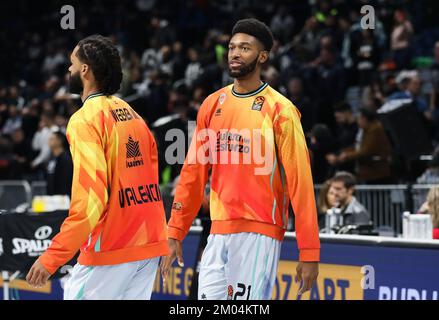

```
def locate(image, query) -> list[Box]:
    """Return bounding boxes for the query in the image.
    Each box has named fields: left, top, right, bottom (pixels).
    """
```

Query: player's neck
left=233, top=75, right=264, bottom=94
left=81, top=84, right=101, bottom=103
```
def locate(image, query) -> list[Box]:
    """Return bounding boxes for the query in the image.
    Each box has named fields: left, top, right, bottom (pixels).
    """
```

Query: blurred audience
left=336, top=108, right=393, bottom=184
left=0, top=0, right=437, bottom=187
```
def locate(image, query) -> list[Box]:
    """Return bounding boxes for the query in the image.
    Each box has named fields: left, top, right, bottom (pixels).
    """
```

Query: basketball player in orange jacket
left=26, top=35, right=169, bottom=299
left=161, top=19, right=320, bottom=300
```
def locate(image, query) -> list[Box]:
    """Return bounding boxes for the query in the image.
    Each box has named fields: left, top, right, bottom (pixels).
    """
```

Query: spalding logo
left=11, top=226, right=53, bottom=256
left=35, top=226, right=53, bottom=240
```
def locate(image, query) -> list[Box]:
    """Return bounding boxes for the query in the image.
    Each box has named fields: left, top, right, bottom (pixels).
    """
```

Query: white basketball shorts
left=63, top=257, right=160, bottom=300
left=198, top=232, right=281, bottom=300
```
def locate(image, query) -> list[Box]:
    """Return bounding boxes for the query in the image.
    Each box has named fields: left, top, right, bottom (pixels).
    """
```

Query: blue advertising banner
left=272, top=235, right=439, bottom=300
left=1, top=231, right=438, bottom=300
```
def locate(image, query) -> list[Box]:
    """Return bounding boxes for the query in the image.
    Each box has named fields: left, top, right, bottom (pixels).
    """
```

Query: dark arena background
left=1, top=0, right=439, bottom=305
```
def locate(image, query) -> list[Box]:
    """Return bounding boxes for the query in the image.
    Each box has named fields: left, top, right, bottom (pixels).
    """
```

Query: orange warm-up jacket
left=168, top=83, right=320, bottom=261
left=39, top=93, right=169, bottom=274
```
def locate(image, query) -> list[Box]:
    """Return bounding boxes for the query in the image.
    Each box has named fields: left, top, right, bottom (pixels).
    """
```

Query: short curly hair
left=76, top=35, right=122, bottom=96
left=231, top=18, right=274, bottom=51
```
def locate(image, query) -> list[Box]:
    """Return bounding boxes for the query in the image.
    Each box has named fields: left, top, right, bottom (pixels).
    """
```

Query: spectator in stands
left=388, top=72, right=430, bottom=117
left=328, top=171, right=371, bottom=225
left=287, top=77, right=315, bottom=135
left=293, top=16, right=321, bottom=59
left=7, top=86, right=25, bottom=109
left=150, top=15, right=176, bottom=47
left=170, top=41, right=187, bottom=82
left=427, top=187, right=439, bottom=239
left=327, top=101, right=358, bottom=173
left=0, top=134, right=13, bottom=179
left=145, top=70, right=170, bottom=123
left=341, top=8, right=387, bottom=70
left=333, top=101, right=358, bottom=149
left=10, top=127, right=32, bottom=178
left=391, top=9, right=414, bottom=70
left=262, top=65, right=281, bottom=91
left=31, top=112, right=59, bottom=174
left=388, top=71, right=439, bottom=138
left=308, top=44, right=346, bottom=127
left=185, top=47, right=203, bottom=88
left=42, top=46, right=67, bottom=75
left=270, top=5, right=295, bottom=45
left=1, top=104, right=22, bottom=136
left=416, top=148, right=439, bottom=184
left=383, top=74, right=399, bottom=97
left=308, top=124, right=336, bottom=183
left=54, top=114, right=68, bottom=134
left=46, top=131, right=73, bottom=197
left=317, top=179, right=338, bottom=230
left=337, top=108, right=393, bottom=184
left=140, top=37, right=161, bottom=76
left=20, top=99, right=41, bottom=141
left=429, top=41, right=439, bottom=139
left=417, top=186, right=439, bottom=239
left=158, top=45, right=174, bottom=77
left=350, top=29, right=380, bottom=86
left=361, top=77, right=386, bottom=111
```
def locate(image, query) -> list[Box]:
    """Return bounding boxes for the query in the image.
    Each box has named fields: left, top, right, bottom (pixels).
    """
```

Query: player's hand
left=26, top=259, right=51, bottom=288
left=296, top=262, right=319, bottom=296
left=160, top=238, right=184, bottom=285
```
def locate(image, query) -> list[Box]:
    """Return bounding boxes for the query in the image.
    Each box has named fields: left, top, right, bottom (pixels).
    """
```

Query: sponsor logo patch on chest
left=251, top=96, right=265, bottom=111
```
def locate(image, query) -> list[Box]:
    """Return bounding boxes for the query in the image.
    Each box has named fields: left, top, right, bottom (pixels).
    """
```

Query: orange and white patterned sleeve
left=38, top=115, right=108, bottom=274
left=167, top=98, right=213, bottom=241
left=274, top=102, right=320, bottom=262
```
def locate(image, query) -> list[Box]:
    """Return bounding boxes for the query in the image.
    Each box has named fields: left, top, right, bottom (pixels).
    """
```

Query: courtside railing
left=0, top=180, right=32, bottom=211
left=313, top=184, right=413, bottom=235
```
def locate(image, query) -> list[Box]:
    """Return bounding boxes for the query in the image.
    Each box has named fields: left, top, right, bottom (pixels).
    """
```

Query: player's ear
left=81, top=64, right=90, bottom=76
left=259, top=51, right=268, bottom=64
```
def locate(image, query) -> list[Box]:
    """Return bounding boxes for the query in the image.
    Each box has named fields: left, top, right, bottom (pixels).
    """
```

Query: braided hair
left=76, top=35, right=122, bottom=96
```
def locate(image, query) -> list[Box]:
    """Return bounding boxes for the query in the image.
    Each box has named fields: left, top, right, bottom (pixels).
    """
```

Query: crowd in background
left=1, top=0, right=439, bottom=189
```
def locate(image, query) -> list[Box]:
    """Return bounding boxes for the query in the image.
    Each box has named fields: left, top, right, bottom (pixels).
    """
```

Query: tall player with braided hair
left=26, top=35, right=169, bottom=299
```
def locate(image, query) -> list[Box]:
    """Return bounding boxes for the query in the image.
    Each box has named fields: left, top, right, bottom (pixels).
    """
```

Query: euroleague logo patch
left=251, top=96, right=265, bottom=111
left=227, top=285, right=234, bottom=300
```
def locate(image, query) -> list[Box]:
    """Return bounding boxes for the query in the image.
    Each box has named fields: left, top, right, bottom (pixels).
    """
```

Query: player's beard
left=228, top=56, right=259, bottom=79
left=68, top=71, right=83, bottom=94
